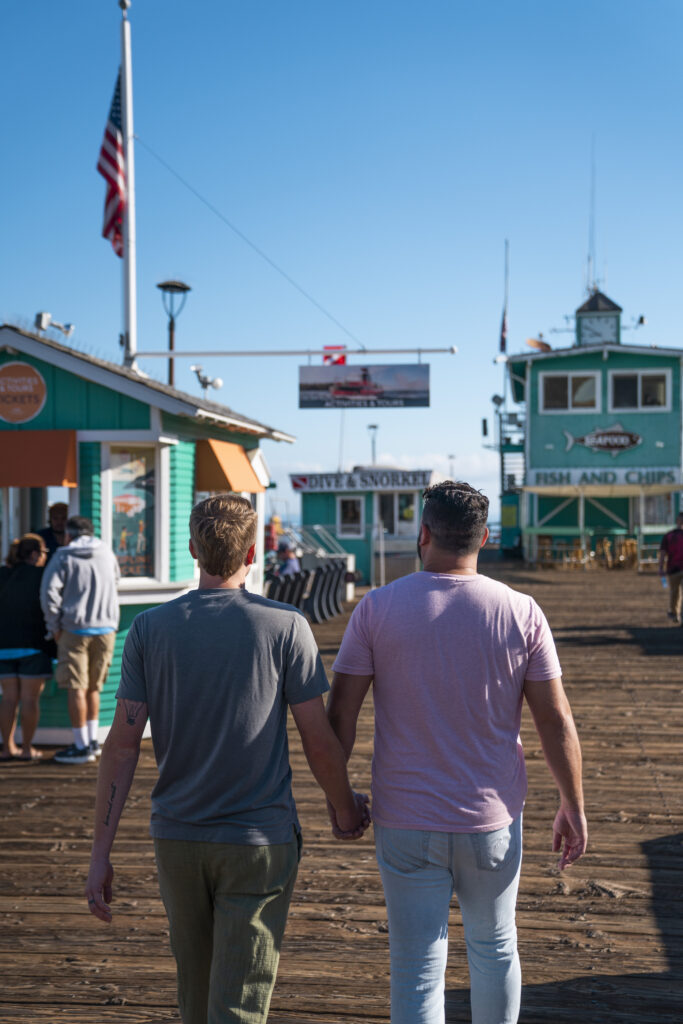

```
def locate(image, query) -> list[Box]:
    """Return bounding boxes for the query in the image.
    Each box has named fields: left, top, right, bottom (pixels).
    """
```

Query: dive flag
left=323, top=345, right=347, bottom=365
left=97, top=73, right=126, bottom=257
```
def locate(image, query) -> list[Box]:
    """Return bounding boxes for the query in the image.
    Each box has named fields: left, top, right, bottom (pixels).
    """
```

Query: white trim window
left=539, top=371, right=601, bottom=413
left=107, top=444, right=161, bottom=580
left=608, top=369, right=671, bottom=412
left=378, top=491, right=419, bottom=537
left=336, top=495, right=364, bottom=538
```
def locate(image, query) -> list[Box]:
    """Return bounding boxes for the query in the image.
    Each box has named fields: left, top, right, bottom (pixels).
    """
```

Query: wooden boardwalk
left=1, top=564, right=681, bottom=1023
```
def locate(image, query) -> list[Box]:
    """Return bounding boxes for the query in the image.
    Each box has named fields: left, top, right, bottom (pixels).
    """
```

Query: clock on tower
left=575, top=290, right=622, bottom=347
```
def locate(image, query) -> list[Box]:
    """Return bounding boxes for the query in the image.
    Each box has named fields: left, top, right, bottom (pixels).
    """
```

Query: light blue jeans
left=375, top=815, right=522, bottom=1024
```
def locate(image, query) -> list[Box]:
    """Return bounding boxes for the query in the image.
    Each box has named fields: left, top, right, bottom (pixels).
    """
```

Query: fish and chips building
left=291, top=467, right=436, bottom=584
left=505, top=291, right=683, bottom=564
left=0, top=323, right=293, bottom=741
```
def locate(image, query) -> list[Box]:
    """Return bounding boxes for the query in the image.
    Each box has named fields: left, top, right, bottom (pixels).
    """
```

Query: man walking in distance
left=40, top=516, right=120, bottom=764
left=328, top=481, right=587, bottom=1024
left=658, top=510, right=683, bottom=623
left=85, top=495, right=368, bottom=1024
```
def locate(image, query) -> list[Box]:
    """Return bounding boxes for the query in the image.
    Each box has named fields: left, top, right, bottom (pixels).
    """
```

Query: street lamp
left=491, top=395, right=505, bottom=499
left=368, top=424, right=378, bottom=465
left=157, top=279, right=191, bottom=387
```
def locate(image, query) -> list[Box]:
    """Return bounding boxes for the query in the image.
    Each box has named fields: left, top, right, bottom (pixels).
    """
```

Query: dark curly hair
left=421, top=481, right=489, bottom=556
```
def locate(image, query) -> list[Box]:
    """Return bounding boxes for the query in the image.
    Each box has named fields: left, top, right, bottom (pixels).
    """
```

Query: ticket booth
left=291, top=467, right=436, bottom=584
left=0, top=324, right=293, bottom=742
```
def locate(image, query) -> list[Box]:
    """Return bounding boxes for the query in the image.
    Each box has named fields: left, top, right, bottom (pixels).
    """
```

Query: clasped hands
left=327, top=791, right=371, bottom=841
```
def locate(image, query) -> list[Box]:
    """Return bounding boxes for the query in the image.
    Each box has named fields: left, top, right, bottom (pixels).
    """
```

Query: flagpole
left=119, top=0, right=137, bottom=367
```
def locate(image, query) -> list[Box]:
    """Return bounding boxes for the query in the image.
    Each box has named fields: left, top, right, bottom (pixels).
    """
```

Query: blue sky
left=3, top=1, right=682, bottom=521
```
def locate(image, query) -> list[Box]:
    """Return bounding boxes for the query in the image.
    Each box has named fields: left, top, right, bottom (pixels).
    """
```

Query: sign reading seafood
left=563, top=423, right=642, bottom=457
left=299, top=364, right=430, bottom=408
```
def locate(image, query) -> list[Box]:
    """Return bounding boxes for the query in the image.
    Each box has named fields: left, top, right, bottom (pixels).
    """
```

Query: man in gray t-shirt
left=85, top=495, right=368, bottom=1024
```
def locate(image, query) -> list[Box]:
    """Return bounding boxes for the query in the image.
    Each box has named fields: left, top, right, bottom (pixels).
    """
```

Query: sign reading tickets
left=299, top=363, right=429, bottom=408
left=0, top=362, right=47, bottom=424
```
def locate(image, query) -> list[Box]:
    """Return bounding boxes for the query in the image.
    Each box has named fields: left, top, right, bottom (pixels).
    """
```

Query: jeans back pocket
left=469, top=823, right=517, bottom=872
left=376, top=826, right=431, bottom=873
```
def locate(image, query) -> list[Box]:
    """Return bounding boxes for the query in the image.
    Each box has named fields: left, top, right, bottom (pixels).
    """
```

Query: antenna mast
left=586, top=135, right=596, bottom=293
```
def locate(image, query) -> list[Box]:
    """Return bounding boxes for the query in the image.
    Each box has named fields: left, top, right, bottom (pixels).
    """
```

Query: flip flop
left=0, top=753, right=18, bottom=762
left=18, top=750, right=43, bottom=762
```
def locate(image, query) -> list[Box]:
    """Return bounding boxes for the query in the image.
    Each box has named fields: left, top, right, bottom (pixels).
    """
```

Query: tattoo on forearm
left=122, top=699, right=144, bottom=726
left=103, top=783, right=117, bottom=826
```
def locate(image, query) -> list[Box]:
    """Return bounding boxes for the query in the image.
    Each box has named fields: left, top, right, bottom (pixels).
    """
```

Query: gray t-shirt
left=117, top=587, right=329, bottom=845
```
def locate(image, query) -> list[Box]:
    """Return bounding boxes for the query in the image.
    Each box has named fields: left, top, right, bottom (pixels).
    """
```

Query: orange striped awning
left=0, top=430, right=77, bottom=487
left=195, top=439, right=265, bottom=494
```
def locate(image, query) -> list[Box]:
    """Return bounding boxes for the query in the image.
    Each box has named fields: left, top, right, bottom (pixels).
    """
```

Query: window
left=397, top=493, right=417, bottom=536
left=110, top=447, right=156, bottom=577
left=337, top=496, right=364, bottom=538
left=609, top=370, right=669, bottom=412
left=378, top=493, right=395, bottom=535
left=377, top=492, right=419, bottom=537
left=540, top=372, right=599, bottom=413
left=633, top=494, right=673, bottom=526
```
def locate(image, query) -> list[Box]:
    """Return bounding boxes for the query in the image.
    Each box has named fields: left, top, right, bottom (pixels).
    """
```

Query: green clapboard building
left=0, top=324, right=293, bottom=743
left=291, top=466, right=436, bottom=585
left=505, top=290, right=683, bottom=564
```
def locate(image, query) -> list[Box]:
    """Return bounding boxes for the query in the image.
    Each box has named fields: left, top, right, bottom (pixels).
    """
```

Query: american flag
left=323, top=345, right=347, bottom=365
left=97, top=73, right=126, bottom=258
left=499, top=309, right=508, bottom=354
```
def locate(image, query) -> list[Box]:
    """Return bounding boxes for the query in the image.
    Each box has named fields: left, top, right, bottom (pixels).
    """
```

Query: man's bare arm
left=84, top=698, right=148, bottom=921
left=290, top=695, right=368, bottom=838
left=327, top=671, right=374, bottom=760
left=523, top=676, right=587, bottom=870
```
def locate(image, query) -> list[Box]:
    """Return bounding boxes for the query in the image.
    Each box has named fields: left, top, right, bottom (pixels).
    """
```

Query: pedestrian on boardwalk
left=328, top=480, right=587, bottom=1024
left=658, top=511, right=683, bottom=624
left=37, top=501, right=69, bottom=561
left=40, top=516, right=120, bottom=764
left=0, top=534, right=52, bottom=760
left=85, top=494, right=369, bottom=1024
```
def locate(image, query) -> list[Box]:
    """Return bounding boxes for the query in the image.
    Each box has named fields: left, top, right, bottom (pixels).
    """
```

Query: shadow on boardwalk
left=0, top=564, right=681, bottom=1022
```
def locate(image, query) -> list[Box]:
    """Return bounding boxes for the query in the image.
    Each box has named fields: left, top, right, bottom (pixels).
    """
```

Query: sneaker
left=53, top=744, right=95, bottom=765
left=90, top=740, right=102, bottom=758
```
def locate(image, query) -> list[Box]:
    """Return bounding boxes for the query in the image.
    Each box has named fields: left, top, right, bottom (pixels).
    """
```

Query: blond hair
left=189, top=494, right=258, bottom=579
left=6, top=533, right=43, bottom=567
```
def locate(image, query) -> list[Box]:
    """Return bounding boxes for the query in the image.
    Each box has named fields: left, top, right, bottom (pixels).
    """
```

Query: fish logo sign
left=563, top=423, right=643, bottom=457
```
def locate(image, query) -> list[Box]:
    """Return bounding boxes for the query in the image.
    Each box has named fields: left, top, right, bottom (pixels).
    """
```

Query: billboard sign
left=299, top=363, right=429, bottom=409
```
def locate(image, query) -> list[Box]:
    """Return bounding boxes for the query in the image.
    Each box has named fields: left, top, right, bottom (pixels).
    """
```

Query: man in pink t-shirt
left=329, top=481, right=587, bottom=1024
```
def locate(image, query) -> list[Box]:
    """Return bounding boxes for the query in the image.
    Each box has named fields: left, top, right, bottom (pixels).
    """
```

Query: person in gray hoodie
left=40, top=516, right=119, bottom=764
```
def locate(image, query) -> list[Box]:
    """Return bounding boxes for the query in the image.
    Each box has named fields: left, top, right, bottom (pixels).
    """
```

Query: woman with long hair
left=0, top=533, right=52, bottom=760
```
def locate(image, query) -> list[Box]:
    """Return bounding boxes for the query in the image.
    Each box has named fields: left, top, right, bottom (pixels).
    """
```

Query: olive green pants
left=154, top=834, right=300, bottom=1024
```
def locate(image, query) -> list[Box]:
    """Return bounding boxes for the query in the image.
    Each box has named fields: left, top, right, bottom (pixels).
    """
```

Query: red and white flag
left=323, top=345, right=347, bottom=365
left=97, top=72, right=126, bottom=258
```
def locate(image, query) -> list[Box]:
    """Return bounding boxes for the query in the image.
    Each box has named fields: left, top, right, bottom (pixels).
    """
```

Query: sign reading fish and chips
left=299, top=363, right=430, bottom=409
left=0, top=362, right=47, bottom=424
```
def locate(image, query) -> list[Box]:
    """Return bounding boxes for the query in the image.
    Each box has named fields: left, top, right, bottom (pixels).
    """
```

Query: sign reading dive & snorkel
left=291, top=469, right=434, bottom=493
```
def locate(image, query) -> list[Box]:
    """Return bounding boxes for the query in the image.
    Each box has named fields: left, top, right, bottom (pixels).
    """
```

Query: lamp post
left=491, top=394, right=505, bottom=499
left=368, top=424, right=378, bottom=465
left=157, top=279, right=191, bottom=387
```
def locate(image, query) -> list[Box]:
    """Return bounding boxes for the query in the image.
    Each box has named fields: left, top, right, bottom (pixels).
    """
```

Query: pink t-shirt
left=332, top=572, right=561, bottom=833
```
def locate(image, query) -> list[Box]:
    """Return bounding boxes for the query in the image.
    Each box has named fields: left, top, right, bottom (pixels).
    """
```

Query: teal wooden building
left=291, top=466, right=435, bottom=584
left=505, top=291, right=683, bottom=563
left=0, top=324, right=293, bottom=743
